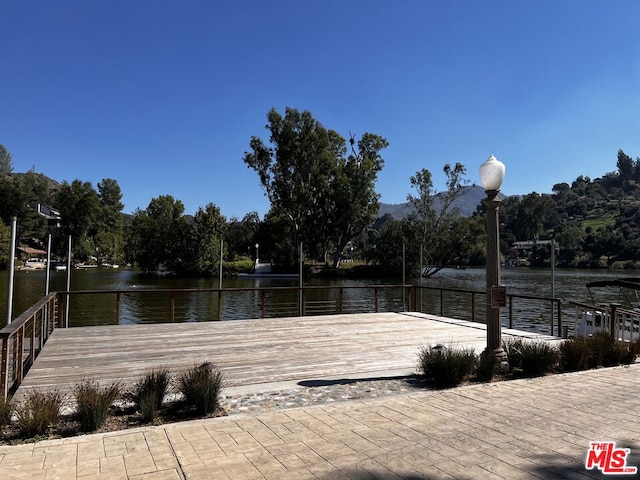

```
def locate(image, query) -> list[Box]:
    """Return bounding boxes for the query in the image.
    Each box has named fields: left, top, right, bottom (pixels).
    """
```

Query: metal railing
left=570, top=301, right=640, bottom=342
left=0, top=293, right=60, bottom=400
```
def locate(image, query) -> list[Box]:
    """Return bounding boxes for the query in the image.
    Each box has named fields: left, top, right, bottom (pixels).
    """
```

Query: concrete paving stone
left=188, top=439, right=224, bottom=459
left=218, top=455, right=265, bottom=480
left=274, top=451, right=309, bottom=470
left=99, top=455, right=127, bottom=473
left=103, top=443, right=128, bottom=458
left=129, top=470, right=182, bottom=480
left=0, top=465, right=47, bottom=479
left=43, top=465, right=77, bottom=479
left=149, top=454, right=179, bottom=471
left=77, top=441, right=106, bottom=460
left=44, top=452, right=78, bottom=468
left=123, top=453, right=157, bottom=476
left=77, top=458, right=101, bottom=478
left=0, top=451, right=46, bottom=467
left=180, top=460, right=218, bottom=479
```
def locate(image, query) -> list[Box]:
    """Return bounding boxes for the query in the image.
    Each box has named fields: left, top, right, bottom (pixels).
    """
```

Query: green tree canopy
left=0, top=145, right=13, bottom=176
left=243, top=107, right=387, bottom=266
left=126, top=195, right=190, bottom=274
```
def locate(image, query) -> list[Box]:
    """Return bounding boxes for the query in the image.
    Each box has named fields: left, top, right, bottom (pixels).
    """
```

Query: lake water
left=1, top=266, right=637, bottom=332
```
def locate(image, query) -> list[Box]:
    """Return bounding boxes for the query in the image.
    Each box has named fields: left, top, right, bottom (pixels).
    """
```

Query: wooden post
left=509, top=296, right=514, bottom=329
left=261, top=290, right=266, bottom=318
left=170, top=293, right=175, bottom=323
left=556, top=299, right=562, bottom=337
left=339, top=288, right=343, bottom=313
left=375, top=288, right=379, bottom=313
left=610, top=303, right=619, bottom=339
left=116, top=292, right=121, bottom=325
left=471, top=292, right=476, bottom=322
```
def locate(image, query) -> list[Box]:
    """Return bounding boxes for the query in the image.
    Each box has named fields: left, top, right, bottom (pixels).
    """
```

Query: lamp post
left=479, top=155, right=507, bottom=361
left=255, top=243, right=259, bottom=266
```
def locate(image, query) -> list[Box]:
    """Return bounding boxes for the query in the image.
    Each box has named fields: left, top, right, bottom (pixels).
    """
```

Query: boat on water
left=577, top=278, right=640, bottom=341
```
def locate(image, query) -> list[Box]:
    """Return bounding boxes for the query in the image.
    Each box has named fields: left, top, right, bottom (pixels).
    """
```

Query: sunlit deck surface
left=16, top=312, right=561, bottom=398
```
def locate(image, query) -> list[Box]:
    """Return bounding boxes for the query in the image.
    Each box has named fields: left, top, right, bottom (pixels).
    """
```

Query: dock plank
left=15, top=312, right=560, bottom=397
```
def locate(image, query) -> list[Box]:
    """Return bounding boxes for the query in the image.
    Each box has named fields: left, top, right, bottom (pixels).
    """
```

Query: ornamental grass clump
left=14, top=388, right=65, bottom=438
left=74, top=379, right=121, bottom=431
left=505, top=338, right=559, bottom=377
left=559, top=336, right=591, bottom=372
left=133, top=368, right=171, bottom=422
left=417, top=345, right=476, bottom=388
left=586, top=332, right=634, bottom=367
left=177, top=363, right=224, bottom=416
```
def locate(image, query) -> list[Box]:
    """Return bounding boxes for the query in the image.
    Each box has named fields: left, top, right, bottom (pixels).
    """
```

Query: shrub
left=74, top=379, right=121, bottom=431
left=177, top=363, right=224, bottom=416
left=559, top=337, right=590, bottom=372
left=505, top=339, right=559, bottom=377
left=475, top=350, right=497, bottom=382
left=586, top=332, right=634, bottom=367
left=14, top=388, right=65, bottom=438
left=417, top=345, right=476, bottom=388
left=132, top=368, right=171, bottom=422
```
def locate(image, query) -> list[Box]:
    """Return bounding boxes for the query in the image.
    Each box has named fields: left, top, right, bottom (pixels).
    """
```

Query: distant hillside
left=378, top=185, right=500, bottom=219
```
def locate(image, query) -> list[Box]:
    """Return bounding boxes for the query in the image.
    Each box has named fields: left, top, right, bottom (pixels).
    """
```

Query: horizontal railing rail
left=570, top=301, right=640, bottom=342
left=0, top=293, right=59, bottom=400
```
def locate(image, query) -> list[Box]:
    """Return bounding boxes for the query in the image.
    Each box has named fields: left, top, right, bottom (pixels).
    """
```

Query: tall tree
left=54, top=180, right=101, bottom=260
left=126, top=195, right=190, bottom=273
left=407, top=163, right=470, bottom=277
left=0, top=145, right=13, bottom=176
left=329, top=133, right=387, bottom=267
left=190, top=202, right=226, bottom=275
left=243, top=107, right=386, bottom=266
left=96, top=179, right=124, bottom=264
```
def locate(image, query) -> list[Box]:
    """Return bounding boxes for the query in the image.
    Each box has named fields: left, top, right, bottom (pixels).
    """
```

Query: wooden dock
left=15, top=312, right=561, bottom=398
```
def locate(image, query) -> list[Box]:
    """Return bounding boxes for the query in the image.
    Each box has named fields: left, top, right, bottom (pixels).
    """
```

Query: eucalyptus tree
left=243, top=107, right=387, bottom=266
left=407, top=163, right=470, bottom=277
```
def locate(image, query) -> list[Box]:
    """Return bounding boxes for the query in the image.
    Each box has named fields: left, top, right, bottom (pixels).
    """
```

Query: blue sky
left=2, top=1, right=640, bottom=219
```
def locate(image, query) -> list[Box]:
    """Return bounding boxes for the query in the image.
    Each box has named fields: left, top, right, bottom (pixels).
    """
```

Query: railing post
left=115, top=292, right=121, bottom=325
left=509, top=296, right=514, bottom=329
left=29, top=316, right=36, bottom=370
left=556, top=299, right=563, bottom=337
left=375, top=287, right=379, bottom=313
left=261, top=290, right=266, bottom=318
left=471, top=292, right=476, bottom=322
left=439, top=289, right=444, bottom=317
left=339, top=287, right=343, bottom=314
left=610, top=303, right=619, bottom=339
left=217, top=290, right=223, bottom=320
left=301, top=289, right=306, bottom=316
left=16, top=326, right=24, bottom=386
left=170, top=293, right=175, bottom=323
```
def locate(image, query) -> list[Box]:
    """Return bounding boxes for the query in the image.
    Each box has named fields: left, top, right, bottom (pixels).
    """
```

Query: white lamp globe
left=479, top=155, right=505, bottom=191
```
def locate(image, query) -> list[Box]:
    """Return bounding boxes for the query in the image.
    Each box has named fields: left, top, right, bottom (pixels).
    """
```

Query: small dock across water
left=15, top=312, right=561, bottom=399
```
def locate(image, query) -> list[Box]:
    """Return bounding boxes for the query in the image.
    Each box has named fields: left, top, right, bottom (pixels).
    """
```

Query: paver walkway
left=0, top=364, right=638, bottom=479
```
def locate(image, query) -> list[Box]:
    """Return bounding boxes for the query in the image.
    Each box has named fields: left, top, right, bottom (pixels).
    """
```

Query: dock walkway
left=15, top=312, right=559, bottom=396
left=2, top=312, right=636, bottom=479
